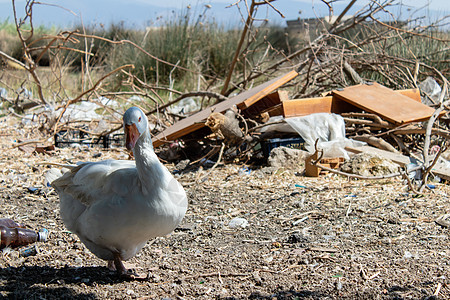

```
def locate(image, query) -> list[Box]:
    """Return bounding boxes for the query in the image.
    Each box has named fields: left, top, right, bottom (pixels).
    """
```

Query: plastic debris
left=285, top=113, right=365, bottom=159
left=19, top=245, right=38, bottom=257
left=0, top=88, right=7, bottom=99
left=238, top=166, right=251, bottom=175
left=294, top=184, right=307, bottom=188
left=419, top=77, right=442, bottom=105
left=228, top=217, right=249, bottom=228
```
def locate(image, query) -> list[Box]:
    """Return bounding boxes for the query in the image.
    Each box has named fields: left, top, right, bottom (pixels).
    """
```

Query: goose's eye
left=138, top=117, right=141, bottom=122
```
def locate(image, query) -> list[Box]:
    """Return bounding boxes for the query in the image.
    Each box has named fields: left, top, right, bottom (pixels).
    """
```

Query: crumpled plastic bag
left=285, top=113, right=365, bottom=159
left=419, top=77, right=442, bottom=106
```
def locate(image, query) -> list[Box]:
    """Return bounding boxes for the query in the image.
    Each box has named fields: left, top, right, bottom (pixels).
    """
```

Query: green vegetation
left=0, top=10, right=296, bottom=92
left=0, top=9, right=448, bottom=102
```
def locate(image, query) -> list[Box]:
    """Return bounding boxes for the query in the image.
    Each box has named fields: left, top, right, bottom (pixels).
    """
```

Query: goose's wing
left=51, top=159, right=138, bottom=206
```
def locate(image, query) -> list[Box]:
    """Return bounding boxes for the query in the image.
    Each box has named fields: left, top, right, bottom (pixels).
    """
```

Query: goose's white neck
left=132, top=129, right=165, bottom=190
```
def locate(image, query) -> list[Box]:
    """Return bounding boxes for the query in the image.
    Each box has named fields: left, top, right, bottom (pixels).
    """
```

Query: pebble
left=403, top=251, right=413, bottom=259
left=228, top=217, right=249, bottom=228
left=74, top=257, right=83, bottom=264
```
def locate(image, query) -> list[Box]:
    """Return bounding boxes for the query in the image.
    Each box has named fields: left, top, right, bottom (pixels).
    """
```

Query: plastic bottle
left=0, top=226, right=48, bottom=248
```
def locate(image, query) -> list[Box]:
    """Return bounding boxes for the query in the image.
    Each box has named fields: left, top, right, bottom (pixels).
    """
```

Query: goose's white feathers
left=49, top=107, right=188, bottom=268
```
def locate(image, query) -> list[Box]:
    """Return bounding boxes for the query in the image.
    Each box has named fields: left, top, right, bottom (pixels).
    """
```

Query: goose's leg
left=107, top=260, right=116, bottom=271
left=112, top=252, right=128, bottom=276
left=111, top=252, right=147, bottom=279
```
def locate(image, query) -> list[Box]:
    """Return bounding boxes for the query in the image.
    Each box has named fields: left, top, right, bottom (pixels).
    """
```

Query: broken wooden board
left=305, top=152, right=344, bottom=177
left=345, top=145, right=450, bottom=181
left=282, top=88, right=421, bottom=118
left=283, top=96, right=333, bottom=118
left=332, top=83, right=438, bottom=124
left=397, top=88, right=421, bottom=102
left=242, top=90, right=289, bottom=119
left=152, top=70, right=298, bottom=147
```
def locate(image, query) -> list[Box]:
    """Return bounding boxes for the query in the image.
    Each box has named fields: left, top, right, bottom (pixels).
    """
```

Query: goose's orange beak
left=124, top=123, right=139, bottom=151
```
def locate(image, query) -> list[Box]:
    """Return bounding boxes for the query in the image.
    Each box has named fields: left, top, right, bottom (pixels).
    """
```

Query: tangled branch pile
left=0, top=0, right=449, bottom=190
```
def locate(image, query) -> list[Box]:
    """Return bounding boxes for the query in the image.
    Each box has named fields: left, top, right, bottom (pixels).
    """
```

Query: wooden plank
left=282, top=96, right=333, bottom=118
left=397, top=88, right=421, bottom=102
left=332, top=83, right=436, bottom=124
left=239, top=72, right=298, bottom=109
left=152, top=70, right=298, bottom=147
left=281, top=87, right=420, bottom=119
left=242, top=90, right=289, bottom=119
left=266, top=103, right=283, bottom=116
left=345, top=145, right=450, bottom=181
left=305, top=151, right=344, bottom=177
left=282, top=96, right=360, bottom=118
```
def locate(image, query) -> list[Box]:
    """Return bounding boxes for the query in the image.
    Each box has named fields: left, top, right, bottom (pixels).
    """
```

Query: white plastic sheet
left=285, top=113, right=365, bottom=159
left=419, top=77, right=442, bottom=106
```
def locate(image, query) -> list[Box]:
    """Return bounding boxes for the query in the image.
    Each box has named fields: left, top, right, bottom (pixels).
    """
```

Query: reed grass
left=0, top=10, right=448, bottom=100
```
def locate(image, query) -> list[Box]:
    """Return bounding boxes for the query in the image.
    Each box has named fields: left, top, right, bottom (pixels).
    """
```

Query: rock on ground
left=341, top=152, right=399, bottom=176
left=267, top=146, right=309, bottom=168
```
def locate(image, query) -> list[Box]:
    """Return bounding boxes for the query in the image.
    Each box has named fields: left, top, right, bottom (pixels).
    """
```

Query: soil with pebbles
left=0, top=116, right=448, bottom=299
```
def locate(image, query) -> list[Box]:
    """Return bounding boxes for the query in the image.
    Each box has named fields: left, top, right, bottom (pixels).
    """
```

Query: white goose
left=48, top=106, right=188, bottom=277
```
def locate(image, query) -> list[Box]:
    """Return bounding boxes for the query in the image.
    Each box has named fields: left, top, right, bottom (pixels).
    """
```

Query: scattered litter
left=306, top=154, right=344, bottom=177
left=19, top=245, right=38, bottom=257
left=27, top=187, right=40, bottom=194
left=170, top=97, right=201, bottom=115
left=238, top=166, right=251, bottom=175
left=199, top=159, right=216, bottom=168
left=0, top=88, right=7, bottom=99
left=0, top=226, right=48, bottom=249
left=261, top=137, right=305, bottom=158
left=435, top=214, right=450, bottom=228
left=228, top=217, right=249, bottom=228
left=419, top=77, right=442, bottom=105
left=294, top=184, right=307, bottom=188
left=285, top=113, right=364, bottom=159
left=55, top=130, right=123, bottom=149
left=403, top=251, right=414, bottom=259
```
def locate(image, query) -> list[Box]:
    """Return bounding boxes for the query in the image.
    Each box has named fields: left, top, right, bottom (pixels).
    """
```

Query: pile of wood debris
left=150, top=70, right=449, bottom=189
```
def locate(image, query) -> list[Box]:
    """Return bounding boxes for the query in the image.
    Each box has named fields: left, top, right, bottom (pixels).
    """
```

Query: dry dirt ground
left=0, top=116, right=449, bottom=300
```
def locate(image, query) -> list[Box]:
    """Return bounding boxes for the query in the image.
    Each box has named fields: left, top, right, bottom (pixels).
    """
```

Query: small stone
left=264, top=256, right=273, bottom=263
left=341, top=153, right=398, bottom=177
left=253, top=272, right=262, bottom=286
left=228, top=217, right=249, bottom=228
left=287, top=233, right=309, bottom=244
left=267, top=146, right=308, bottom=168
left=403, top=251, right=413, bottom=259
left=74, top=257, right=83, bottom=265
left=149, top=273, right=161, bottom=282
